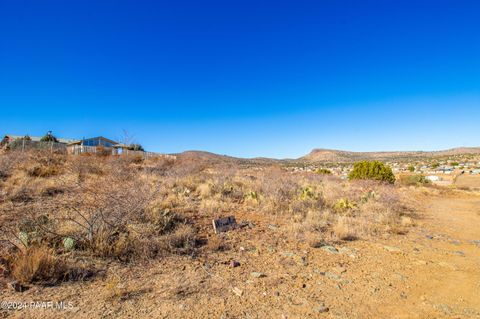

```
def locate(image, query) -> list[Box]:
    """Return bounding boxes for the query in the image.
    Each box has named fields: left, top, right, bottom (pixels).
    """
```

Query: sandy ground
left=1, top=191, right=480, bottom=319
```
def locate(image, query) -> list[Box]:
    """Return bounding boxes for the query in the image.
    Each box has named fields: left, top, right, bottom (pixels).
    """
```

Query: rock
left=250, top=272, right=266, bottom=278
left=453, top=251, right=465, bottom=257
left=281, top=251, right=296, bottom=257
left=392, top=273, right=407, bottom=281
left=324, top=272, right=341, bottom=281
left=267, top=246, right=276, bottom=253
left=268, top=224, right=279, bottom=231
left=300, top=256, right=308, bottom=266
left=338, top=247, right=357, bottom=258
left=470, top=239, right=480, bottom=246
left=281, top=251, right=307, bottom=266
left=434, top=303, right=453, bottom=315
left=9, top=281, right=28, bottom=292
left=333, top=266, right=346, bottom=274
left=230, top=260, right=240, bottom=267
left=383, top=245, right=402, bottom=253
left=232, top=287, right=243, bottom=297
left=413, top=260, right=427, bottom=266
left=321, top=245, right=339, bottom=254
left=314, top=304, right=329, bottom=313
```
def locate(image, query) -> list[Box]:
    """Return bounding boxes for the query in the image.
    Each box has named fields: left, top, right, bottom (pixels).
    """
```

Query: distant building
left=1, top=134, right=77, bottom=146
left=68, top=136, right=118, bottom=148
left=67, top=137, right=128, bottom=155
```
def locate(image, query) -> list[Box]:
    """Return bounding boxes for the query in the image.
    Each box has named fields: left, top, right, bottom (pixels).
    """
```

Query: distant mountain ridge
left=301, top=147, right=480, bottom=162
left=174, top=147, right=480, bottom=165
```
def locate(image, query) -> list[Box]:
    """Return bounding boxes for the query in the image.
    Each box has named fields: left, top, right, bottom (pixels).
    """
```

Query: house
left=68, top=136, right=119, bottom=148
left=2, top=133, right=161, bottom=158
left=67, top=137, right=125, bottom=155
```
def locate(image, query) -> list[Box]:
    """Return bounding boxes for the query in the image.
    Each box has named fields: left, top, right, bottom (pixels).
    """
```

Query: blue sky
left=1, top=0, right=479, bottom=158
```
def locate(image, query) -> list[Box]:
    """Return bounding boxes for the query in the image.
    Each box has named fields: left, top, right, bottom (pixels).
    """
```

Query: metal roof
left=82, top=136, right=119, bottom=145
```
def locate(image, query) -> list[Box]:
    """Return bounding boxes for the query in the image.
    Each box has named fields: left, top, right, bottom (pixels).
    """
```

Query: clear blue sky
left=1, top=1, right=479, bottom=158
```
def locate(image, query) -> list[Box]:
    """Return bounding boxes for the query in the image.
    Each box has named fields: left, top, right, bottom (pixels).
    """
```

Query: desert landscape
left=1, top=146, right=479, bottom=318
left=2, top=1, right=480, bottom=318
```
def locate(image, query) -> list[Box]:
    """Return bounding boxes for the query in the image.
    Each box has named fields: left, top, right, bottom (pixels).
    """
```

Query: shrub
left=95, top=146, right=112, bottom=157
left=408, top=165, right=415, bottom=172
left=299, top=186, right=317, bottom=200
left=348, top=161, right=396, bottom=184
left=26, top=164, right=61, bottom=177
left=333, top=198, right=356, bottom=214
left=163, top=224, right=196, bottom=254
left=316, top=168, right=332, bottom=175
left=127, top=144, right=144, bottom=151
left=0, top=153, right=18, bottom=180
left=398, top=174, right=431, bottom=186
left=9, top=246, right=68, bottom=284
left=333, top=216, right=358, bottom=241
left=40, top=132, right=59, bottom=143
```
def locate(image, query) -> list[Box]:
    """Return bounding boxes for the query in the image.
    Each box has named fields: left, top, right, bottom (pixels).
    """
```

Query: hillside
left=302, top=147, right=480, bottom=163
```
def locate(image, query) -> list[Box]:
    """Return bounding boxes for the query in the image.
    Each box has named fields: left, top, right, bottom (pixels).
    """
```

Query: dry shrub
left=9, top=246, right=68, bottom=284
left=205, top=235, right=228, bottom=252
left=333, top=216, right=359, bottom=241
left=23, top=152, right=66, bottom=178
left=196, top=182, right=214, bottom=198
left=146, top=206, right=183, bottom=235
left=0, top=150, right=415, bottom=285
left=53, top=163, right=158, bottom=257
left=0, top=152, right=21, bottom=180
left=26, top=164, right=61, bottom=178
left=162, top=224, right=197, bottom=254
left=68, top=155, right=105, bottom=179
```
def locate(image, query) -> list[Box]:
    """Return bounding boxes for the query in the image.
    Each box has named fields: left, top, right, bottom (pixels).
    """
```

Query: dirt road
left=2, top=191, right=480, bottom=318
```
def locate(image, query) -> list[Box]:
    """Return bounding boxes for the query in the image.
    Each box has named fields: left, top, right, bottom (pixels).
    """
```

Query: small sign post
left=212, top=216, right=237, bottom=234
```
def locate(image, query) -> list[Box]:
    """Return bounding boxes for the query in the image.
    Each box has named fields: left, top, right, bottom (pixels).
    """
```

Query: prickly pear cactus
left=63, top=237, right=75, bottom=251
left=19, top=231, right=29, bottom=247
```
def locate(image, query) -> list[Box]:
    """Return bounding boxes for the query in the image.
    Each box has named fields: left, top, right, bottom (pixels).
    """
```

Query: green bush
left=40, top=132, right=59, bottom=142
left=408, top=165, right=415, bottom=172
left=315, top=168, right=332, bottom=175
left=333, top=198, right=356, bottom=214
left=299, top=186, right=317, bottom=200
left=127, top=144, right=144, bottom=151
left=348, top=161, right=396, bottom=184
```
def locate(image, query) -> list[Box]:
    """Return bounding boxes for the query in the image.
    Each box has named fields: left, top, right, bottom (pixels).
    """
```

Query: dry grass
left=8, top=246, right=68, bottom=284
left=0, top=150, right=415, bottom=287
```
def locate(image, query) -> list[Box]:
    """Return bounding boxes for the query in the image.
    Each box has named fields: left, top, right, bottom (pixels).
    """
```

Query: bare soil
left=1, top=191, right=480, bottom=318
